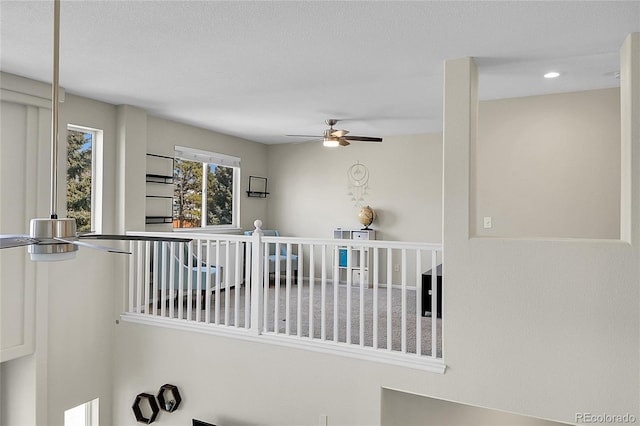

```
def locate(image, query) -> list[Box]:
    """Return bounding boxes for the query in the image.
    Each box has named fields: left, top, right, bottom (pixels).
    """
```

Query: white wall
left=0, top=76, right=121, bottom=425
left=474, top=88, right=621, bottom=239
left=266, top=133, right=443, bottom=243
left=441, top=35, right=638, bottom=423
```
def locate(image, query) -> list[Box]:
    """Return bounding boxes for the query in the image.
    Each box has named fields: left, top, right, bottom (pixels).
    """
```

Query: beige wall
left=266, top=132, right=443, bottom=243
left=474, top=88, right=621, bottom=239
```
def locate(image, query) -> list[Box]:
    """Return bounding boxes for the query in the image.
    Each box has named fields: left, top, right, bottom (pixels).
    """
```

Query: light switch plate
left=483, top=216, right=492, bottom=229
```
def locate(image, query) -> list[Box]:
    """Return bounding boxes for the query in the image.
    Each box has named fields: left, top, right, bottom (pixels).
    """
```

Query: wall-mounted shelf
left=145, top=216, right=173, bottom=224
left=146, top=173, right=174, bottom=184
left=132, top=393, right=159, bottom=424
left=246, top=175, right=269, bottom=198
left=157, top=384, right=182, bottom=412
left=146, top=153, right=174, bottom=226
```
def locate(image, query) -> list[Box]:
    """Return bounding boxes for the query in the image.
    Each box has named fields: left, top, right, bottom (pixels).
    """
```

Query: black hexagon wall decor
left=132, top=393, right=160, bottom=424
left=157, top=383, right=182, bottom=412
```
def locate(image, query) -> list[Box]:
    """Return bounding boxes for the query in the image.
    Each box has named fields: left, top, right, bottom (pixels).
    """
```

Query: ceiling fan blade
left=78, top=234, right=193, bottom=243
left=339, top=138, right=351, bottom=147
left=54, top=237, right=131, bottom=254
left=330, top=129, right=349, bottom=137
left=0, top=235, right=39, bottom=249
left=344, top=136, right=383, bottom=142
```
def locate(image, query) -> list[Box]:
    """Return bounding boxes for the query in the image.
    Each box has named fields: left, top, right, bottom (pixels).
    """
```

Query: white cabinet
left=333, top=228, right=375, bottom=286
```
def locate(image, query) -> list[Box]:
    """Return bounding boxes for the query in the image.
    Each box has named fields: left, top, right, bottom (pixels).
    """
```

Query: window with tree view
left=172, top=148, right=240, bottom=229
left=67, top=126, right=98, bottom=233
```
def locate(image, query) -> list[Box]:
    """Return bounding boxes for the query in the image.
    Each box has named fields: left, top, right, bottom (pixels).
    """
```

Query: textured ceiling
left=1, top=1, right=639, bottom=144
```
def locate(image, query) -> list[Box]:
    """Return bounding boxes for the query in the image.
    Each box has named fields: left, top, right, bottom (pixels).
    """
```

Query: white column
left=620, top=33, right=640, bottom=245
left=115, top=105, right=147, bottom=233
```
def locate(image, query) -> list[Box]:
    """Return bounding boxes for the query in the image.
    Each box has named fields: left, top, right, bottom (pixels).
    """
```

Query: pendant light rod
left=50, top=0, right=60, bottom=219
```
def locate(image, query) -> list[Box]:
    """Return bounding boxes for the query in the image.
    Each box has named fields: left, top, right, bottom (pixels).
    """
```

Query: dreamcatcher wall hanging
left=347, top=161, right=370, bottom=206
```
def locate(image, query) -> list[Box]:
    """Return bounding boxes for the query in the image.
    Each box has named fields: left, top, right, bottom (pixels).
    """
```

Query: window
left=66, top=125, right=102, bottom=233
left=173, top=146, right=240, bottom=229
left=64, top=398, right=99, bottom=426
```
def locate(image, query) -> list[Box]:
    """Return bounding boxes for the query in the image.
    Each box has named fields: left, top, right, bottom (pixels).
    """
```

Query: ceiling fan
left=0, top=0, right=191, bottom=262
left=288, top=119, right=383, bottom=147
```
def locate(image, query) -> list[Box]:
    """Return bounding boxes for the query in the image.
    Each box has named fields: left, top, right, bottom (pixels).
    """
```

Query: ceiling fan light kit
left=323, top=138, right=340, bottom=147
left=323, top=129, right=340, bottom=147
left=289, top=119, right=383, bottom=148
left=28, top=218, right=79, bottom=262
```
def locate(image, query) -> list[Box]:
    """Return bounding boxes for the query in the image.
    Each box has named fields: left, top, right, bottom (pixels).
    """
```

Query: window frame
left=173, top=145, right=241, bottom=232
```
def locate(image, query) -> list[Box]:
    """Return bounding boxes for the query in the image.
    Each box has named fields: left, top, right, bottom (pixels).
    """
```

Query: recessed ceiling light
left=544, top=71, right=560, bottom=79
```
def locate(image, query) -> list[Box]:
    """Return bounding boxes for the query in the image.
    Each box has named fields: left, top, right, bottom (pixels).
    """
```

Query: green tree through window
left=173, top=158, right=203, bottom=228
left=66, top=129, right=92, bottom=232
left=173, top=157, right=235, bottom=228
left=207, top=164, right=233, bottom=225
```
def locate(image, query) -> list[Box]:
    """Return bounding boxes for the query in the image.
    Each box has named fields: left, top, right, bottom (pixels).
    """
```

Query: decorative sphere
left=358, top=206, right=375, bottom=229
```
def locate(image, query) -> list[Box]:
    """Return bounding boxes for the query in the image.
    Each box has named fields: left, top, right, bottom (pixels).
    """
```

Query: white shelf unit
left=333, top=228, right=375, bottom=286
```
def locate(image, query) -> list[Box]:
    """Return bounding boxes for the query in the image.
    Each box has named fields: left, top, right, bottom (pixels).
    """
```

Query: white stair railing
left=123, top=220, right=444, bottom=372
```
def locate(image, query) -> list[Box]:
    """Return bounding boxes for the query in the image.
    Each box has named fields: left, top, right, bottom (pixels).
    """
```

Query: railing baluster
left=321, top=245, right=327, bottom=341
left=263, top=242, right=269, bottom=332
left=309, top=244, right=315, bottom=339
left=161, top=242, right=168, bottom=318
left=333, top=245, right=339, bottom=343
left=152, top=241, right=159, bottom=316
left=401, top=248, right=407, bottom=353
left=196, top=239, right=202, bottom=322
left=415, top=249, right=422, bottom=356
left=224, top=240, right=230, bottom=325
left=129, top=241, right=140, bottom=313
left=187, top=241, right=193, bottom=321
left=296, top=243, right=303, bottom=337
left=431, top=249, right=438, bottom=358
left=373, top=247, right=379, bottom=349
left=244, top=241, right=251, bottom=328
left=128, top=241, right=135, bottom=313
left=143, top=241, right=151, bottom=315
left=177, top=242, right=184, bottom=320
left=285, top=242, right=291, bottom=335
left=274, top=241, right=281, bottom=334
left=387, top=247, right=393, bottom=351
left=168, top=242, right=176, bottom=319
left=210, top=240, right=217, bottom=324
left=234, top=241, right=241, bottom=327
